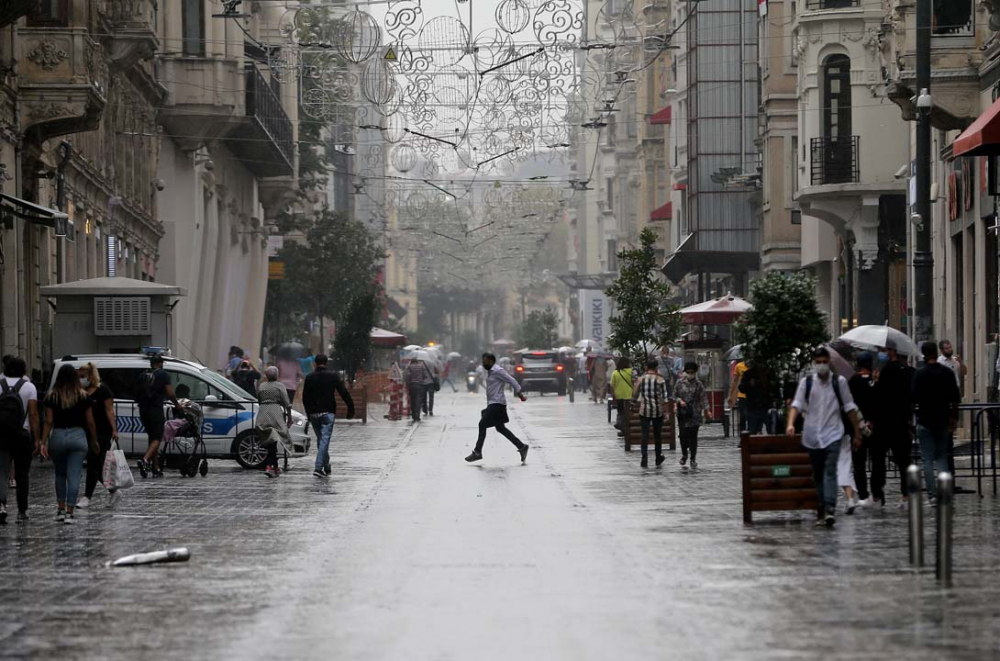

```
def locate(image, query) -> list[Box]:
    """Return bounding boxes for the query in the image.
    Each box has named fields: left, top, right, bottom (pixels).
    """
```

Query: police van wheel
left=234, top=431, right=267, bottom=470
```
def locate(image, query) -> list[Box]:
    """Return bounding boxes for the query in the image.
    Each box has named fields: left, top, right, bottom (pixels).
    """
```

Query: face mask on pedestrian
left=80, top=377, right=90, bottom=388
left=684, top=371, right=696, bottom=380
left=813, top=363, right=831, bottom=377
left=877, top=351, right=889, bottom=366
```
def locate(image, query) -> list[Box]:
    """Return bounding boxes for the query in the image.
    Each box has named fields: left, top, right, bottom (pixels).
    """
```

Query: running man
left=465, top=353, right=529, bottom=464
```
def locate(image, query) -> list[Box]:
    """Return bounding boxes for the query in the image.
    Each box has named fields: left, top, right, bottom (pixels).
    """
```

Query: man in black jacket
left=302, top=355, right=354, bottom=479
left=874, top=342, right=915, bottom=507
left=848, top=352, right=878, bottom=505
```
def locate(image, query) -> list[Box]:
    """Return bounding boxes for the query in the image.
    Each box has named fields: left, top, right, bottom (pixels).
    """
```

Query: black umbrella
left=276, top=342, right=307, bottom=360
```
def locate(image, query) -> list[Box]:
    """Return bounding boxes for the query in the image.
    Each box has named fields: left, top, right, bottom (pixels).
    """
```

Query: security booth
left=39, top=276, right=187, bottom=358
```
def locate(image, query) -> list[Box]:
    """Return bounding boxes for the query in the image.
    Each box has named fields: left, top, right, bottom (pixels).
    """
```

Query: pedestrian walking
left=610, top=357, right=634, bottom=437
left=224, top=346, right=244, bottom=379
left=465, top=353, right=529, bottom=464
left=423, top=359, right=438, bottom=416
left=738, top=363, right=773, bottom=434
left=729, top=360, right=749, bottom=432
left=298, top=349, right=316, bottom=378
left=631, top=359, right=668, bottom=468
left=590, top=354, right=608, bottom=404
left=441, top=359, right=458, bottom=393
left=232, top=359, right=261, bottom=398
left=76, top=363, right=120, bottom=509
left=786, top=348, right=862, bottom=527
left=136, top=354, right=182, bottom=479
left=277, top=356, right=302, bottom=405
left=257, top=367, right=294, bottom=479
left=847, top=352, right=878, bottom=506
left=405, top=357, right=430, bottom=422
left=302, top=355, right=354, bottom=478
left=675, top=361, right=709, bottom=470
left=911, top=342, right=961, bottom=502
left=937, top=339, right=966, bottom=477
left=39, top=365, right=100, bottom=524
left=0, top=356, right=39, bottom=523
left=874, top=342, right=915, bottom=508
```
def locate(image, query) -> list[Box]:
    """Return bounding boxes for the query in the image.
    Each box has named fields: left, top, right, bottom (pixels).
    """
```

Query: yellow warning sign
left=385, top=46, right=397, bottom=61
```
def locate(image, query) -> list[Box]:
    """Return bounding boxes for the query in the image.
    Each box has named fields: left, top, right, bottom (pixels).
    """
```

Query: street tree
left=517, top=308, right=559, bottom=349
left=735, top=271, right=830, bottom=381
left=278, top=206, right=385, bottom=350
left=332, top=286, right=382, bottom=381
left=605, top=228, right=682, bottom=364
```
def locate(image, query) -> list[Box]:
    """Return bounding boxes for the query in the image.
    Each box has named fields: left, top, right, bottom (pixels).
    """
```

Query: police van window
left=167, top=371, right=229, bottom=401
left=97, top=368, right=145, bottom=401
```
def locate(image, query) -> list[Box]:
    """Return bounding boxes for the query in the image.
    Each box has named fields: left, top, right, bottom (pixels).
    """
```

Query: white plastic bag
left=111, top=441, right=135, bottom=490
left=102, top=445, right=117, bottom=489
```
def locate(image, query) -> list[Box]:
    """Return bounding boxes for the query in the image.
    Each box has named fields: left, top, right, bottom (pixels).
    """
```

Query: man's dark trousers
left=475, top=404, right=524, bottom=453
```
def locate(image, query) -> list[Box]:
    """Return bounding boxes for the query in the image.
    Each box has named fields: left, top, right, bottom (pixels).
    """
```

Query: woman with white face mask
left=76, top=363, right=120, bottom=509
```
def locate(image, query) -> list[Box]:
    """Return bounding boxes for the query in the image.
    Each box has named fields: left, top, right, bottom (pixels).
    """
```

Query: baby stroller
left=160, top=399, right=208, bottom=477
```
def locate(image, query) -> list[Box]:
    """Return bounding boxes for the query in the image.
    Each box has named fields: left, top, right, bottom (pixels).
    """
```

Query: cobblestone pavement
left=2, top=392, right=1000, bottom=660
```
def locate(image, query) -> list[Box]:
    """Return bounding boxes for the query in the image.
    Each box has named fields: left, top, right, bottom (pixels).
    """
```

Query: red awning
left=954, top=97, right=1000, bottom=157
left=650, top=201, right=672, bottom=221
left=649, top=106, right=672, bottom=125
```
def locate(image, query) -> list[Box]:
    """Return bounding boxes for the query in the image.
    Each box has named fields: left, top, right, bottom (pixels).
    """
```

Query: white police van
left=49, top=354, right=311, bottom=469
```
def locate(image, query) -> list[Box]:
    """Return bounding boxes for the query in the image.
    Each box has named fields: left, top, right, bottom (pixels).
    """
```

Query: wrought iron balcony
left=805, top=0, right=859, bottom=9
left=810, top=136, right=860, bottom=186
left=231, top=63, right=295, bottom=177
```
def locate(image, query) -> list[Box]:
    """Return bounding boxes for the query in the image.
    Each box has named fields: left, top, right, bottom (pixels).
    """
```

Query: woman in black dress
left=76, top=363, right=121, bottom=508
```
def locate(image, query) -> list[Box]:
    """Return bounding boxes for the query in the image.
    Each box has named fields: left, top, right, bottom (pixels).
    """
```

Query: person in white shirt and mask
left=786, top=347, right=862, bottom=527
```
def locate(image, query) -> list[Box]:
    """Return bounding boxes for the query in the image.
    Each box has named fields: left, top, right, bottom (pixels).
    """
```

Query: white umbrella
left=402, top=345, right=422, bottom=352
left=838, top=325, right=918, bottom=356
left=414, top=350, right=432, bottom=363
left=576, top=339, right=603, bottom=351
left=447, top=351, right=462, bottom=359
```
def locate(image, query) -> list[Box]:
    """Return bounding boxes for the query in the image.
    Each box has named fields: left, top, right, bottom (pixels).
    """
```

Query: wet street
left=3, top=392, right=1000, bottom=660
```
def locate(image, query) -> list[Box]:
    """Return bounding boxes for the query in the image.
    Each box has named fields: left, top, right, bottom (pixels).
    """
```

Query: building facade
left=0, top=1, right=297, bottom=374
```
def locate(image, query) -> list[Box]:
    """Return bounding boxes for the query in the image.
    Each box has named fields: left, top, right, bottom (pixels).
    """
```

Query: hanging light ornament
left=362, top=58, right=397, bottom=107
left=391, top=143, right=418, bottom=173
left=418, top=16, right=469, bottom=66
left=496, top=0, right=531, bottom=34
left=336, top=10, right=382, bottom=64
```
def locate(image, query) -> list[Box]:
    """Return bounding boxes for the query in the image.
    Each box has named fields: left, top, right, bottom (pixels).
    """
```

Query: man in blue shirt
left=465, top=353, right=529, bottom=464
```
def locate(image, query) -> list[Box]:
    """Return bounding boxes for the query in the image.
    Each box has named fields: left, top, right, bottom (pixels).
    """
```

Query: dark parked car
left=513, top=350, right=567, bottom=396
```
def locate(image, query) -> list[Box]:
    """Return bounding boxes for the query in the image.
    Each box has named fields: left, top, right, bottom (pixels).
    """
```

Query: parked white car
left=48, top=355, right=311, bottom=469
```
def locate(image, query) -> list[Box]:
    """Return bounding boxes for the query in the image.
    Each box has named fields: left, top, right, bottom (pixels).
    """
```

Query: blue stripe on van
left=116, top=411, right=255, bottom=437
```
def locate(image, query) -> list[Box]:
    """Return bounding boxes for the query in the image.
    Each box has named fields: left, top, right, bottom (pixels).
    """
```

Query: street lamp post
left=913, top=0, right=933, bottom=342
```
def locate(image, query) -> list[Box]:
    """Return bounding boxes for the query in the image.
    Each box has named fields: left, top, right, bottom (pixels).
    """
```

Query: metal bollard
left=936, top=471, right=954, bottom=585
left=907, top=464, right=924, bottom=567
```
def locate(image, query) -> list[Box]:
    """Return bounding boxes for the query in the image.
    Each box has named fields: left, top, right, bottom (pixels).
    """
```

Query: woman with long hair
left=40, top=364, right=98, bottom=523
left=76, top=363, right=120, bottom=508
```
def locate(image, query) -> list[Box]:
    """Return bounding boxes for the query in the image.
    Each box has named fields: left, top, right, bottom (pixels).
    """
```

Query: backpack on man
left=804, top=373, right=852, bottom=436
left=0, top=378, right=28, bottom=442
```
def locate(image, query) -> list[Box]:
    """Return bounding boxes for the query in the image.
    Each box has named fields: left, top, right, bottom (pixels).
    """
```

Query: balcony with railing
left=159, top=59, right=294, bottom=177
left=810, top=136, right=860, bottom=186
left=228, top=63, right=295, bottom=178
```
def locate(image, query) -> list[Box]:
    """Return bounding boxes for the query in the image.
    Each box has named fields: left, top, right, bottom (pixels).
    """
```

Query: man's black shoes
left=465, top=450, right=483, bottom=463
left=519, top=445, right=529, bottom=464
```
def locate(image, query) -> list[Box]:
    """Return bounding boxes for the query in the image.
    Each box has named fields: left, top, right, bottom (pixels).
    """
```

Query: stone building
left=0, top=1, right=297, bottom=375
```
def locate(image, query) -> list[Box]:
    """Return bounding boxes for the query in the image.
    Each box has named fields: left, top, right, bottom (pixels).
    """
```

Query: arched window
left=822, top=55, right=851, bottom=141
left=815, top=54, right=857, bottom=184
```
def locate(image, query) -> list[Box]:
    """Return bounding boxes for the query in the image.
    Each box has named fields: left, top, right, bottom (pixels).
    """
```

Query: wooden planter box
left=622, top=402, right=676, bottom=452
left=335, top=385, right=368, bottom=424
left=740, top=433, right=817, bottom=524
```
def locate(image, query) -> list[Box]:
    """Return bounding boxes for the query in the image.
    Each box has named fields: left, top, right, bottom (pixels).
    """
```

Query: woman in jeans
left=40, top=364, right=98, bottom=524
left=256, top=367, right=293, bottom=478
left=631, top=358, right=668, bottom=468
left=674, top=361, right=709, bottom=471
left=75, top=363, right=120, bottom=509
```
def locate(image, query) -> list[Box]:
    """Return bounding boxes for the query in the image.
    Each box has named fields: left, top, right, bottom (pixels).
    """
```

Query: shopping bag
left=103, top=445, right=118, bottom=489
left=112, top=442, right=135, bottom=490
